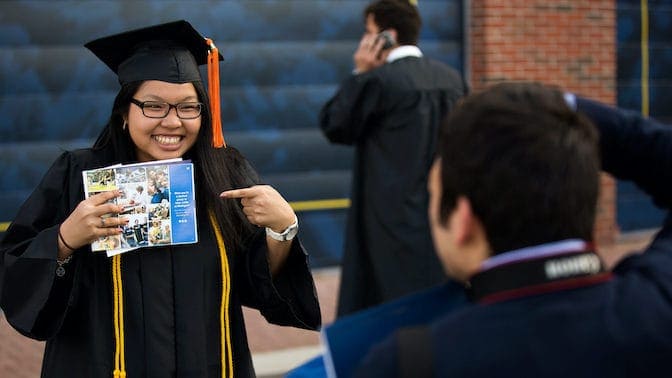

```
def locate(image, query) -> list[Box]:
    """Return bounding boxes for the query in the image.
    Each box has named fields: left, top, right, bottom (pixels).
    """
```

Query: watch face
left=266, top=220, right=299, bottom=241
left=285, top=225, right=298, bottom=241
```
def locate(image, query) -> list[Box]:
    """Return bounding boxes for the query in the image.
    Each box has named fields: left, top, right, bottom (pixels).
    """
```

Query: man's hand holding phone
left=353, top=32, right=391, bottom=74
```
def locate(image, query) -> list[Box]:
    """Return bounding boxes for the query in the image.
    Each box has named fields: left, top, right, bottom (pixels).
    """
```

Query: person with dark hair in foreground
left=355, top=82, right=672, bottom=377
left=320, top=0, right=467, bottom=317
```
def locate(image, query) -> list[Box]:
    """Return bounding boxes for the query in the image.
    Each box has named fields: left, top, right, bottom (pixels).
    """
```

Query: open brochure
left=82, top=158, right=198, bottom=257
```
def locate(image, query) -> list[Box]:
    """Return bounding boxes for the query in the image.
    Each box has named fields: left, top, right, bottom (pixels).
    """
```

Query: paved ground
left=0, top=230, right=655, bottom=377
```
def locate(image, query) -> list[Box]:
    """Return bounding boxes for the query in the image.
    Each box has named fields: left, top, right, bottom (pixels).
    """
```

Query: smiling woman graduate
left=0, top=20, right=320, bottom=378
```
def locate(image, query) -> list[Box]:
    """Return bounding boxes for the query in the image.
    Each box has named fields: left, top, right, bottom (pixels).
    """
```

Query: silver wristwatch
left=265, top=217, right=299, bottom=241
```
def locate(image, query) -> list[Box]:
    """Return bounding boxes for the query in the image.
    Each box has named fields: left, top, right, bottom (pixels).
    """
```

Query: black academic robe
left=354, top=99, right=672, bottom=377
left=0, top=149, right=321, bottom=377
left=320, top=56, right=467, bottom=316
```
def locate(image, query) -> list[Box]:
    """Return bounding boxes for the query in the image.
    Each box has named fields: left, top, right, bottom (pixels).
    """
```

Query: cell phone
left=377, top=30, right=395, bottom=50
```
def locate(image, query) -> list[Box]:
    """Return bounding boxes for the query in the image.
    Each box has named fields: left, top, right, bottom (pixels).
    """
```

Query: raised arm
left=577, top=97, right=672, bottom=210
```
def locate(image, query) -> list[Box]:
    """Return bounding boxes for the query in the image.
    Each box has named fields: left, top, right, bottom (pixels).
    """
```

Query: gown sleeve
left=236, top=232, right=321, bottom=330
left=0, top=151, right=84, bottom=340
left=319, top=73, right=383, bottom=145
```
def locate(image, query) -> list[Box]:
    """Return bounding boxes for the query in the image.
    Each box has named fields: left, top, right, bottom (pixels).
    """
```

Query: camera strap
left=467, top=245, right=612, bottom=304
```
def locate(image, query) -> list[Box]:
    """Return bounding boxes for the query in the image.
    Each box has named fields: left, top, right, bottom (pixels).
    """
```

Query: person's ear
left=449, top=196, right=478, bottom=246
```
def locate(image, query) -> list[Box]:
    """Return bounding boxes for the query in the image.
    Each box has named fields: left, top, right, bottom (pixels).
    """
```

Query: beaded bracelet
left=55, top=255, right=73, bottom=277
left=57, top=229, right=75, bottom=277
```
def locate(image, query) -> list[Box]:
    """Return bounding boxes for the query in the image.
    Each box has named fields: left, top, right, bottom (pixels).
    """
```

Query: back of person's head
left=364, top=0, right=421, bottom=45
left=437, top=82, right=599, bottom=254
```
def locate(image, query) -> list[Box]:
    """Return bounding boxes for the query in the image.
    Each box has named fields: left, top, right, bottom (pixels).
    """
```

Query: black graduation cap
left=85, top=20, right=227, bottom=147
left=85, top=20, right=223, bottom=84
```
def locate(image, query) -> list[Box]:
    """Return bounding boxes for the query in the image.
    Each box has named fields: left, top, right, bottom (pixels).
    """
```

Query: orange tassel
left=206, top=38, right=226, bottom=148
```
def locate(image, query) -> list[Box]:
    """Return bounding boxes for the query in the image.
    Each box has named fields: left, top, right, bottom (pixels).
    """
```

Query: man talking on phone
left=320, top=0, right=468, bottom=317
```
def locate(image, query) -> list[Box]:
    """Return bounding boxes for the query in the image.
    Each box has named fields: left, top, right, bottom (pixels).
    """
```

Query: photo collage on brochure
left=83, top=164, right=174, bottom=253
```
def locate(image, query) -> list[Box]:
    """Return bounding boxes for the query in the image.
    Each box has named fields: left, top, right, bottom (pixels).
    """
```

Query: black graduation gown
left=0, top=149, right=321, bottom=377
left=320, top=56, right=467, bottom=316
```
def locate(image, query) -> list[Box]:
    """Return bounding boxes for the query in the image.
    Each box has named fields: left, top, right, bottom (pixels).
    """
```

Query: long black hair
left=93, top=80, right=259, bottom=255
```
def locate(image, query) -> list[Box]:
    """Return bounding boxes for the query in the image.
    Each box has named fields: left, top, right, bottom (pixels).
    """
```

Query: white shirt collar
left=386, top=45, right=423, bottom=63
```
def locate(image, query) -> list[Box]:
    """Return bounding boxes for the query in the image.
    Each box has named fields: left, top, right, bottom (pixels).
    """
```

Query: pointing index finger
left=220, top=187, right=255, bottom=199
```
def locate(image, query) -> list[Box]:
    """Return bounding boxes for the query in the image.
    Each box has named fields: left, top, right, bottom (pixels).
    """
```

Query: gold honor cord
left=641, top=0, right=650, bottom=116
left=112, top=254, right=127, bottom=378
left=0, top=199, right=350, bottom=233
left=209, top=211, right=233, bottom=378
left=109, top=212, right=235, bottom=378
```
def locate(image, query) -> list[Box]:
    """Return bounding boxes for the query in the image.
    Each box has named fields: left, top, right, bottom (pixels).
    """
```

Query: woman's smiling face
left=127, top=80, right=201, bottom=162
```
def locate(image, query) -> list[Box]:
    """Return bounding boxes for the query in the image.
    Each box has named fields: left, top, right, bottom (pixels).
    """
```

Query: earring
left=122, top=120, right=127, bottom=130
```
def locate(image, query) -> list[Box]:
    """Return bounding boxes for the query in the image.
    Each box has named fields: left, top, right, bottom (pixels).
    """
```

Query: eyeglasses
left=130, top=98, right=203, bottom=119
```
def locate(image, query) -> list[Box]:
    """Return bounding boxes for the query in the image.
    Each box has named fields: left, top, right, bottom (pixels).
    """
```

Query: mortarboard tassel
left=206, top=38, right=226, bottom=148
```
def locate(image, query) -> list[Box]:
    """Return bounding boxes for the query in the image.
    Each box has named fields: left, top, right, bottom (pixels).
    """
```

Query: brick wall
left=469, top=0, right=618, bottom=244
